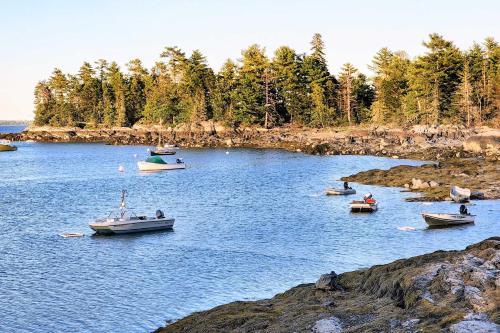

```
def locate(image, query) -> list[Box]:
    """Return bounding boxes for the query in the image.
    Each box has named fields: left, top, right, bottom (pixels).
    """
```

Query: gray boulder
left=315, top=271, right=341, bottom=291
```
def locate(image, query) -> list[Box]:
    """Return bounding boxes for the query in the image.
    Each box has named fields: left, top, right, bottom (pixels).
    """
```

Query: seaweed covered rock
left=155, top=238, right=500, bottom=333
left=315, top=271, right=341, bottom=291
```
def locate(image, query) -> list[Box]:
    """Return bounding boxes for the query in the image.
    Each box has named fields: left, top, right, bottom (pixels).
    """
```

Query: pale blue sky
left=0, top=0, right=498, bottom=120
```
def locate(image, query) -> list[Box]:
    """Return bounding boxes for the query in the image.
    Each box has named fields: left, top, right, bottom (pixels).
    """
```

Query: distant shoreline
left=0, top=120, right=30, bottom=126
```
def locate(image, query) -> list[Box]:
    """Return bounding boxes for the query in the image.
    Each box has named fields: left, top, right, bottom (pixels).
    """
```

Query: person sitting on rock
left=459, top=204, right=469, bottom=215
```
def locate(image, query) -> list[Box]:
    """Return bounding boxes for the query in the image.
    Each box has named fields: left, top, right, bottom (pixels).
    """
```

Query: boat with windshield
left=89, top=190, right=175, bottom=234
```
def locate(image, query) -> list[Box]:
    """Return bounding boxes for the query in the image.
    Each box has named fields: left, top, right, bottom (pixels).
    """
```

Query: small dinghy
left=150, top=130, right=177, bottom=155
left=422, top=204, right=475, bottom=227
left=163, top=143, right=179, bottom=149
left=421, top=213, right=475, bottom=227
left=326, top=182, right=356, bottom=195
left=137, top=156, right=186, bottom=171
left=350, top=193, right=378, bottom=212
left=450, top=186, right=471, bottom=203
left=326, top=188, right=356, bottom=195
left=150, top=148, right=176, bottom=156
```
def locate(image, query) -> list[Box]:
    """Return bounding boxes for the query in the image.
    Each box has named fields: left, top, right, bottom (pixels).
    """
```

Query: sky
left=0, top=0, right=498, bottom=120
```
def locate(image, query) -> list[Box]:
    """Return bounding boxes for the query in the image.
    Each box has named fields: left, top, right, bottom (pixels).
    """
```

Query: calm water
left=0, top=143, right=498, bottom=333
left=0, top=125, right=26, bottom=133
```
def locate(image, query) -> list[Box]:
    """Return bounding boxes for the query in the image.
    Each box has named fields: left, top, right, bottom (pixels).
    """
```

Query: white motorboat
left=421, top=212, right=475, bottom=227
left=326, top=188, right=356, bottom=195
left=137, top=156, right=186, bottom=171
left=450, top=186, right=471, bottom=203
left=89, top=190, right=175, bottom=235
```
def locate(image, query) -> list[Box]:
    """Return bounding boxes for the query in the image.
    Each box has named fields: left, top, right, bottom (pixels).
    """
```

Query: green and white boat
left=137, top=156, right=186, bottom=171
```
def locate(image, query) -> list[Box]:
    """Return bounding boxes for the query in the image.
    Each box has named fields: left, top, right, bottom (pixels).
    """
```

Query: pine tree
left=34, top=81, right=54, bottom=125
left=181, top=50, right=214, bottom=122
left=303, top=33, right=338, bottom=126
left=47, top=68, right=75, bottom=126
left=108, top=62, right=127, bottom=127
left=144, top=61, right=181, bottom=125
left=125, top=59, right=149, bottom=124
left=212, top=59, right=237, bottom=123
left=339, top=63, right=357, bottom=125
left=406, top=34, right=463, bottom=124
left=272, top=46, right=310, bottom=124
left=352, top=74, right=375, bottom=123
left=456, top=60, right=474, bottom=127
left=310, top=82, right=330, bottom=127
left=370, top=49, right=410, bottom=124
left=232, top=44, right=269, bottom=125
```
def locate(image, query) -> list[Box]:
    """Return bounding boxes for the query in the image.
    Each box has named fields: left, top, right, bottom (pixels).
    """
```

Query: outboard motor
left=363, top=193, right=373, bottom=200
left=156, top=210, right=165, bottom=219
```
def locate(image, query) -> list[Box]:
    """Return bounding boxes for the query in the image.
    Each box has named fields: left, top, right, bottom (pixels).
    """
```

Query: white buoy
left=147, top=148, right=150, bottom=152
left=133, top=153, right=137, bottom=158
left=225, top=151, right=229, bottom=155
left=118, top=165, right=125, bottom=172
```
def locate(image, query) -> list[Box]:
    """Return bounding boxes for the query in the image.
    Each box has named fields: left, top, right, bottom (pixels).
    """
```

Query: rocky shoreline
left=2, top=123, right=499, bottom=161
left=342, top=158, right=500, bottom=202
left=155, top=238, right=499, bottom=333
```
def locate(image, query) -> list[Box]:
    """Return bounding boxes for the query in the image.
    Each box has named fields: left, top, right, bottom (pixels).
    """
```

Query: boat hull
left=137, top=161, right=186, bottom=171
left=0, top=144, right=17, bottom=151
left=150, top=150, right=176, bottom=156
left=326, top=188, right=356, bottom=195
left=89, top=218, right=175, bottom=234
left=421, top=213, right=475, bottom=227
left=350, top=201, right=378, bottom=212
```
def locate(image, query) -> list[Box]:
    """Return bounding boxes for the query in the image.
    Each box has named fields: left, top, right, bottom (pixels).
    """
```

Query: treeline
left=34, top=33, right=499, bottom=128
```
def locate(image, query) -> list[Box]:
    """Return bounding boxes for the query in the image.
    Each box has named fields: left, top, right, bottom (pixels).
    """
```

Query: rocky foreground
left=2, top=123, right=499, bottom=161
left=155, top=238, right=499, bottom=333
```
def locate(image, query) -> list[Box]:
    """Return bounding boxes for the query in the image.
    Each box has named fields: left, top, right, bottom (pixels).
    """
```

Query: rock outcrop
left=154, top=238, right=499, bottom=333
left=463, top=135, right=500, bottom=156
left=342, top=158, right=500, bottom=201
left=315, top=271, right=342, bottom=291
